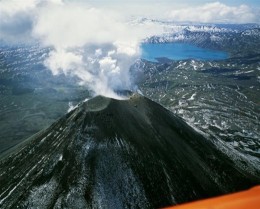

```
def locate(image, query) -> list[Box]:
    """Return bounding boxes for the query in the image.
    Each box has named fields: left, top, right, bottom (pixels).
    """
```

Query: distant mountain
left=0, top=94, right=259, bottom=209
left=136, top=18, right=260, bottom=56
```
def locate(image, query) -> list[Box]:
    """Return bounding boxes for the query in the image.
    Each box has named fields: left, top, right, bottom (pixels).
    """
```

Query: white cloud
left=33, top=3, right=153, bottom=98
left=44, top=50, right=83, bottom=76
left=168, top=2, right=259, bottom=23
left=33, top=5, right=135, bottom=48
left=0, top=0, right=37, bottom=14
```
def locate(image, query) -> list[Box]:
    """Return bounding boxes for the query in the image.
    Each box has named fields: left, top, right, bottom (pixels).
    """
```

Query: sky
left=87, top=0, right=260, bottom=7
left=82, top=0, right=260, bottom=23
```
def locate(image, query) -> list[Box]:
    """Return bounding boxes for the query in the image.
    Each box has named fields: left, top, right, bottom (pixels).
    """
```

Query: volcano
left=0, top=94, right=259, bottom=209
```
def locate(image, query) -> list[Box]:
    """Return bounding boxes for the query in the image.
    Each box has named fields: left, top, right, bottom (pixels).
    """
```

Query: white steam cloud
left=0, top=0, right=162, bottom=98
left=168, top=2, right=259, bottom=23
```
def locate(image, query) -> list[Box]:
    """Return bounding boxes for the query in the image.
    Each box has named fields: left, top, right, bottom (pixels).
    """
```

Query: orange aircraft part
left=164, top=186, right=260, bottom=209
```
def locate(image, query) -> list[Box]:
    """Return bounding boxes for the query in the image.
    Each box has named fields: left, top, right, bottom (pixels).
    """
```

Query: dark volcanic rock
left=0, top=94, right=259, bottom=209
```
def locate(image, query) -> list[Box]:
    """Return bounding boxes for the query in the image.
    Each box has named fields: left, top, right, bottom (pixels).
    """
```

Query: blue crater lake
left=141, top=43, right=228, bottom=62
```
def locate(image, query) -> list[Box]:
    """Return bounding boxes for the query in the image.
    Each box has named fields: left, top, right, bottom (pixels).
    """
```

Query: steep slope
left=0, top=94, right=259, bottom=209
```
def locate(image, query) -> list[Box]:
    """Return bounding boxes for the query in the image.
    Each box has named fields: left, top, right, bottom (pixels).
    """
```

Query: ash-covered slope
left=0, top=94, right=259, bottom=209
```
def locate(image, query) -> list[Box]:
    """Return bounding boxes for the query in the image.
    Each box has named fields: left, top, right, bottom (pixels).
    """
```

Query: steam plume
left=0, top=0, right=162, bottom=98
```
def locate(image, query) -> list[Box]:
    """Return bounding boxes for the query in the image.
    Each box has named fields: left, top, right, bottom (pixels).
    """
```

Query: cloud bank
left=0, top=0, right=162, bottom=98
left=168, top=2, right=259, bottom=23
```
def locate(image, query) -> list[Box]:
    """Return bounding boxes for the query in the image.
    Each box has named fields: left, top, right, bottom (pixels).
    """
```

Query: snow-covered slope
left=133, top=18, right=260, bottom=53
